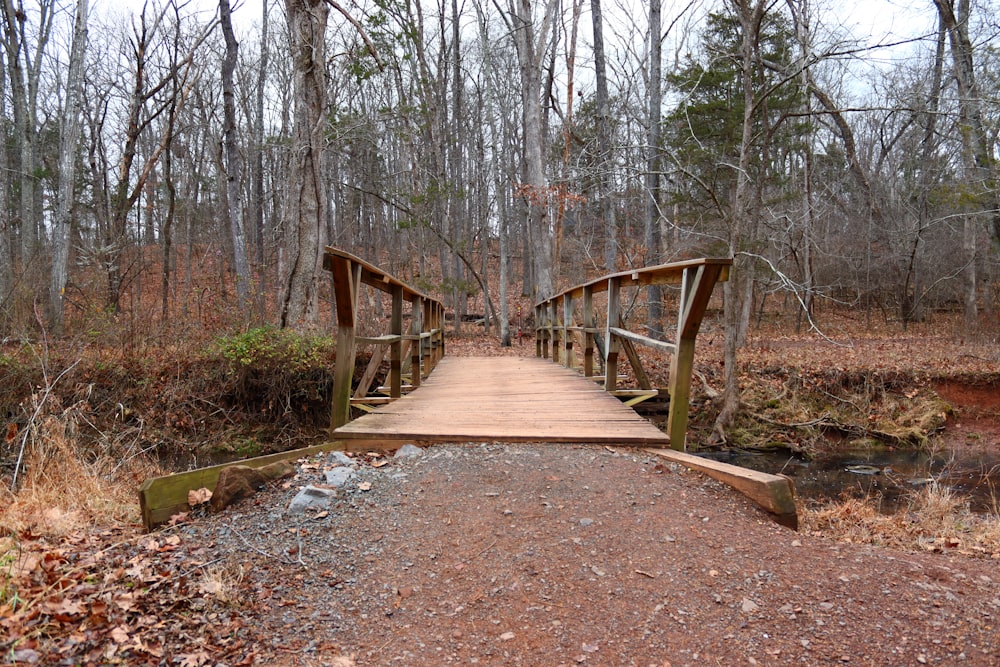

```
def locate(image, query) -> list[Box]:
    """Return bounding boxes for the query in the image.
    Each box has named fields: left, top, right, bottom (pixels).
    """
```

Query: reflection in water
left=706, top=447, right=1000, bottom=514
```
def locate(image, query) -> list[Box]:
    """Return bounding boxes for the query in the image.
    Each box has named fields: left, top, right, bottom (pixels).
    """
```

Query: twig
left=179, top=557, right=226, bottom=579
left=470, top=538, right=497, bottom=561
left=222, top=522, right=297, bottom=566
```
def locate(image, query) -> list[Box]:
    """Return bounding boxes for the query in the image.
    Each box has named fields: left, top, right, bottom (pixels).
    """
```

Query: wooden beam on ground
left=644, top=448, right=798, bottom=529
left=139, top=441, right=356, bottom=532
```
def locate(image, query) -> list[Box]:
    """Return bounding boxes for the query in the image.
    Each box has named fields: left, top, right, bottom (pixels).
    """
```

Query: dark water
left=706, top=446, right=1000, bottom=514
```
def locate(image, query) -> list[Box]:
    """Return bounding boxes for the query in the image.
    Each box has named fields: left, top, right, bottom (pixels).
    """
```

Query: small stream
left=698, top=381, right=1000, bottom=515
left=712, top=445, right=1000, bottom=514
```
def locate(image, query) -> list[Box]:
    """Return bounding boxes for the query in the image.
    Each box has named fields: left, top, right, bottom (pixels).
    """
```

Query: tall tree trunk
left=0, top=51, right=10, bottom=319
left=1, top=0, right=52, bottom=270
left=644, top=0, right=663, bottom=337
left=49, top=0, right=89, bottom=334
left=509, top=0, right=558, bottom=300
left=715, top=0, right=766, bottom=441
left=278, top=0, right=328, bottom=329
left=933, top=0, right=997, bottom=325
left=251, top=0, right=270, bottom=312
left=591, top=0, right=616, bottom=272
left=220, top=0, right=251, bottom=311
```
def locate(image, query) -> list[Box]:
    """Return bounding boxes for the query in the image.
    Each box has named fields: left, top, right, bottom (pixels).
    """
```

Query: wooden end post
left=583, top=286, right=595, bottom=377
left=330, top=258, right=362, bottom=431
left=563, top=293, right=574, bottom=369
left=389, top=284, right=403, bottom=398
left=411, top=298, right=423, bottom=388
left=605, top=277, right=621, bottom=392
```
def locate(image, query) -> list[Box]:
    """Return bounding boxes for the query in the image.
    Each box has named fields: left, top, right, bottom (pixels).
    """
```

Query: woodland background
left=0, top=0, right=998, bottom=418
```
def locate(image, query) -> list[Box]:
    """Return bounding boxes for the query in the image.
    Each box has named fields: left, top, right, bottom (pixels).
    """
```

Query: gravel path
left=166, top=442, right=999, bottom=666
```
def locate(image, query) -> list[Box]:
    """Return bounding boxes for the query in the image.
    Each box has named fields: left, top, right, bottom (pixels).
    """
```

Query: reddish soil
left=7, top=442, right=999, bottom=666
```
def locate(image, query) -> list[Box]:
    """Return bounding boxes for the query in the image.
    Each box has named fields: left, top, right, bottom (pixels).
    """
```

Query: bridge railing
left=324, top=246, right=445, bottom=430
left=534, top=258, right=731, bottom=450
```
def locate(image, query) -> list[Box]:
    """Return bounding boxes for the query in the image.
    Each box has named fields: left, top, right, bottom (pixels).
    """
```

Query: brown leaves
left=0, top=530, right=251, bottom=666
left=188, top=487, right=213, bottom=506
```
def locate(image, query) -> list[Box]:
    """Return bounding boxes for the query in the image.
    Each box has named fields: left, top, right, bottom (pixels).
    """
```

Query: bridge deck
left=333, top=356, right=671, bottom=445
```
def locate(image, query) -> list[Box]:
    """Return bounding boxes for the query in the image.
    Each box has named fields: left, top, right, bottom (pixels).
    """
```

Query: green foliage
left=216, top=327, right=333, bottom=373
left=665, top=9, right=810, bottom=218
left=209, top=327, right=336, bottom=427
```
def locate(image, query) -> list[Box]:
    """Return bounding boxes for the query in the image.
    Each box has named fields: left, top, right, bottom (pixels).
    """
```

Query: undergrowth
left=801, top=483, right=1000, bottom=558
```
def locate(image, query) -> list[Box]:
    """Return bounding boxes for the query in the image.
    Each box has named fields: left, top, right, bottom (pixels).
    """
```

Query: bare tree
left=0, top=0, right=54, bottom=263
left=220, top=0, right=251, bottom=312
left=278, top=0, right=329, bottom=328
left=505, top=0, right=558, bottom=300
left=591, top=0, right=616, bottom=273
left=644, top=0, right=663, bottom=337
left=49, top=0, right=90, bottom=334
left=933, top=0, right=998, bottom=324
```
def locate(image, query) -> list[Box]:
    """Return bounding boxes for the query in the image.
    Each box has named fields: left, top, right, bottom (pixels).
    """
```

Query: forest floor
left=2, top=314, right=1000, bottom=666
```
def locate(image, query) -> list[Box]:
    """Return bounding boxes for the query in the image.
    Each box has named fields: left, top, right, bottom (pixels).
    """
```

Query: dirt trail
left=152, top=442, right=998, bottom=666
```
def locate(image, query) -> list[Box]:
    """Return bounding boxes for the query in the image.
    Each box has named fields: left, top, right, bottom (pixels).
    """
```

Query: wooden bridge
left=328, top=247, right=730, bottom=451
left=139, top=248, right=798, bottom=531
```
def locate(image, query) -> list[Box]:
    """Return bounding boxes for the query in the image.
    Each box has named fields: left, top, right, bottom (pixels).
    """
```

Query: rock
left=394, top=444, right=424, bottom=459
left=325, top=467, right=356, bottom=487
left=499, top=631, right=516, bottom=641
left=579, top=518, right=594, bottom=527
left=210, top=461, right=295, bottom=512
left=741, top=598, right=760, bottom=613
left=327, top=451, right=354, bottom=466
left=288, top=485, right=336, bottom=513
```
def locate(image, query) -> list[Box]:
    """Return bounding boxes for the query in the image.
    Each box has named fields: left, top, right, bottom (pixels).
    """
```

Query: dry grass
left=0, top=406, right=162, bottom=537
left=197, top=560, right=247, bottom=608
left=801, top=482, right=1000, bottom=558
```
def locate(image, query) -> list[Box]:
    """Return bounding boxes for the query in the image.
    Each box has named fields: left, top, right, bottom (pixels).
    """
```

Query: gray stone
left=288, top=485, right=335, bottom=513
left=327, top=451, right=354, bottom=466
left=394, top=444, right=424, bottom=459
left=325, top=467, right=356, bottom=487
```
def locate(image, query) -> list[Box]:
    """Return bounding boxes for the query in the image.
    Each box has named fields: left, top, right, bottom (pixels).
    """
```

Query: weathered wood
left=390, top=283, right=403, bottom=398
left=535, top=257, right=730, bottom=452
left=331, top=260, right=362, bottom=429
left=583, top=286, right=595, bottom=377
left=325, top=247, right=444, bottom=429
left=138, top=441, right=352, bottom=531
left=615, top=322, right=652, bottom=391
left=608, top=327, right=677, bottom=355
left=644, top=448, right=798, bottom=529
left=605, top=277, right=621, bottom=392
left=333, top=357, right=670, bottom=445
left=354, top=344, right=388, bottom=399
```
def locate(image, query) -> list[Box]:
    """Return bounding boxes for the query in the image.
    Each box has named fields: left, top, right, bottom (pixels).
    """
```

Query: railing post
left=563, top=292, right=574, bottom=369
left=330, top=258, right=362, bottom=430
left=540, top=303, right=551, bottom=359
left=534, top=304, right=542, bottom=357
left=552, top=297, right=562, bottom=364
left=390, top=284, right=403, bottom=398
left=605, top=277, right=620, bottom=392
left=411, top=297, right=423, bottom=388
left=583, top=285, right=594, bottom=377
left=422, top=299, right=432, bottom=378
left=667, top=265, right=707, bottom=451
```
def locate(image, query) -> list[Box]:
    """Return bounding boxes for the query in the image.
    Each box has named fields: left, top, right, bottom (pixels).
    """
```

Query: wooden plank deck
left=333, top=356, right=671, bottom=445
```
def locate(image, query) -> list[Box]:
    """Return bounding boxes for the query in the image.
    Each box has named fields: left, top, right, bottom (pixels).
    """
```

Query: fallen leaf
left=188, top=487, right=212, bottom=506
left=109, top=625, right=130, bottom=644
left=358, top=481, right=372, bottom=491
left=371, top=460, right=388, bottom=468
left=177, top=650, right=211, bottom=667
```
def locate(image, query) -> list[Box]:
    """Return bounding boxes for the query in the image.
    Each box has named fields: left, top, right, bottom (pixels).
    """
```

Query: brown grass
left=0, top=406, right=161, bottom=536
left=801, top=482, right=1000, bottom=558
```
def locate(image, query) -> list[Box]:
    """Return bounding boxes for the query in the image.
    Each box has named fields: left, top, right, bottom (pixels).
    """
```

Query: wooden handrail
left=534, top=257, right=731, bottom=451
left=324, top=246, right=445, bottom=431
